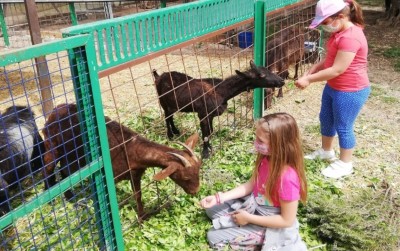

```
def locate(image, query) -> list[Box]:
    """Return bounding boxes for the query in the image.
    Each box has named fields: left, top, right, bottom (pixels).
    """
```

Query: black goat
left=153, top=60, right=284, bottom=158
left=0, top=106, right=45, bottom=216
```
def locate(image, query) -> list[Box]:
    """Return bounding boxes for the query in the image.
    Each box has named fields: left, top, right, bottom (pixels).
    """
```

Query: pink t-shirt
left=324, top=25, right=369, bottom=92
left=253, top=157, right=301, bottom=207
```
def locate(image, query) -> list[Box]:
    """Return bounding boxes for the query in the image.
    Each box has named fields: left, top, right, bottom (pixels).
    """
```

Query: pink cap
left=310, top=0, right=347, bottom=29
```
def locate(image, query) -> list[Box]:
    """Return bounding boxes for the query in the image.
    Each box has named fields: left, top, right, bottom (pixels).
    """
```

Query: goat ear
left=250, top=60, right=257, bottom=69
left=153, top=165, right=178, bottom=181
left=235, top=70, right=249, bottom=79
left=185, top=133, right=199, bottom=149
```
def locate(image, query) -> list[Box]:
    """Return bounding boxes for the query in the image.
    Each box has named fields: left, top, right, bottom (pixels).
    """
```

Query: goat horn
left=167, top=152, right=191, bottom=168
left=175, top=142, right=199, bottom=163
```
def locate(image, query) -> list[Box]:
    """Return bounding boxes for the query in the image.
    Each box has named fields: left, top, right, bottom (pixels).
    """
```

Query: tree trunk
left=385, top=0, right=400, bottom=26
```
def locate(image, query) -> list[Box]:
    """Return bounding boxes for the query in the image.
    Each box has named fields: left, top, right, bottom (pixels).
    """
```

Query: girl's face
left=320, top=14, right=344, bottom=33
left=254, top=126, right=270, bottom=155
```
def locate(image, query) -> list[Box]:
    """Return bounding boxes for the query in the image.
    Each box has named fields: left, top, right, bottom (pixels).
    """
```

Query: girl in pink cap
left=295, top=0, right=370, bottom=179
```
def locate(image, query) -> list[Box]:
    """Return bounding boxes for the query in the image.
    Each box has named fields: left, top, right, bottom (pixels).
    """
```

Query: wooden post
left=24, top=0, right=53, bottom=118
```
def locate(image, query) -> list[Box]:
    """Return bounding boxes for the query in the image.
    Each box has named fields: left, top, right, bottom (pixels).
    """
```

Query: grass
left=383, top=47, right=400, bottom=72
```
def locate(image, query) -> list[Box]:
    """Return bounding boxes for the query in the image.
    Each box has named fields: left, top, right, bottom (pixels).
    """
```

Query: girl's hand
left=231, top=209, right=251, bottom=226
left=199, top=195, right=217, bottom=209
left=295, top=76, right=310, bottom=90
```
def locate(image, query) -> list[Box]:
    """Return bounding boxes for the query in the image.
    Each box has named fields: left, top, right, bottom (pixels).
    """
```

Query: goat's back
left=154, top=71, right=224, bottom=116
left=266, top=27, right=305, bottom=69
left=43, top=104, right=86, bottom=173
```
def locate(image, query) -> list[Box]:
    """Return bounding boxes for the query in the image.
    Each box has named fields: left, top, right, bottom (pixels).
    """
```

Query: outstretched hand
left=295, top=76, right=310, bottom=90
left=199, top=195, right=217, bottom=209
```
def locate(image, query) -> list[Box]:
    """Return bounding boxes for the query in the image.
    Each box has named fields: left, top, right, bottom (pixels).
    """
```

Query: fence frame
left=0, top=34, right=124, bottom=250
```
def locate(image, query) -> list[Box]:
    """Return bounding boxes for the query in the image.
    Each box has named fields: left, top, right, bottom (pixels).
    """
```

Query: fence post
left=69, top=3, right=78, bottom=25
left=253, top=0, right=267, bottom=119
left=68, top=36, right=124, bottom=250
left=25, top=0, right=53, bottom=118
left=0, top=4, right=10, bottom=47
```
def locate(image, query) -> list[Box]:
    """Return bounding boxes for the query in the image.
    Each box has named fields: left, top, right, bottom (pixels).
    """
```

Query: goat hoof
left=201, top=148, right=213, bottom=159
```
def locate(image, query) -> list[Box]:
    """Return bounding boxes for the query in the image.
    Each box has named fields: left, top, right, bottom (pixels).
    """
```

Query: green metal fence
left=0, top=34, right=123, bottom=250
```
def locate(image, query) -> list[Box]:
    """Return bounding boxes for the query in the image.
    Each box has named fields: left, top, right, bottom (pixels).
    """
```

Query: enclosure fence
left=0, top=0, right=319, bottom=249
left=0, top=0, right=194, bottom=49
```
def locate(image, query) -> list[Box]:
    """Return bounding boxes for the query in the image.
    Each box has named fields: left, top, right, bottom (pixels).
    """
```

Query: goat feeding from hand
left=0, top=105, right=45, bottom=216
left=265, top=27, right=305, bottom=108
left=153, top=60, right=284, bottom=159
left=42, top=103, right=202, bottom=219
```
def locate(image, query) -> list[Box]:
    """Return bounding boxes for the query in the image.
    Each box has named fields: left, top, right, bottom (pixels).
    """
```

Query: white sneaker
left=321, top=160, right=353, bottom=179
left=305, top=148, right=336, bottom=161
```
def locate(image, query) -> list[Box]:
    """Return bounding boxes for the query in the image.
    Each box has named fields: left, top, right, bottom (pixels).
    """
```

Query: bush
left=305, top=183, right=400, bottom=251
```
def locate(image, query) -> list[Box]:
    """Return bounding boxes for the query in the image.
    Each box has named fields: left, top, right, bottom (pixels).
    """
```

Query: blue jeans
left=320, top=85, right=371, bottom=149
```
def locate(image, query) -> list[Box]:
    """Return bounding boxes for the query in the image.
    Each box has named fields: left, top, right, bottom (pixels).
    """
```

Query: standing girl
left=295, top=0, right=370, bottom=178
left=200, top=113, right=308, bottom=251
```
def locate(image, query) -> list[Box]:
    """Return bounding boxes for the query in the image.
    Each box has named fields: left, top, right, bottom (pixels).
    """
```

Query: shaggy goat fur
left=0, top=106, right=45, bottom=216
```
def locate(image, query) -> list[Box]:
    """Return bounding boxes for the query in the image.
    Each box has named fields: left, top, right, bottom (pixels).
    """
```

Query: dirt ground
left=268, top=6, right=400, bottom=199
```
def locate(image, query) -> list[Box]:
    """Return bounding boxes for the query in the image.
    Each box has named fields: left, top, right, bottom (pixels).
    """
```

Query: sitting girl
left=200, top=113, right=308, bottom=250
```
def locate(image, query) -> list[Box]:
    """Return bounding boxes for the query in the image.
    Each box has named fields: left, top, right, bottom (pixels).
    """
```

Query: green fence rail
left=63, top=0, right=300, bottom=72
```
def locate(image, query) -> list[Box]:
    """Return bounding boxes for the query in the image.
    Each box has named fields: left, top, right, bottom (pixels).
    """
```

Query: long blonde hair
left=252, top=113, right=307, bottom=204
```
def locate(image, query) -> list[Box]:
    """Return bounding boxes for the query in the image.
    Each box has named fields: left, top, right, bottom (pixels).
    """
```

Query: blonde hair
left=252, top=113, right=307, bottom=204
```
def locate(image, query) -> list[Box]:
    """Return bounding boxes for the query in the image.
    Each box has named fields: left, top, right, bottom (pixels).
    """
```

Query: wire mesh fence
left=0, top=37, right=121, bottom=250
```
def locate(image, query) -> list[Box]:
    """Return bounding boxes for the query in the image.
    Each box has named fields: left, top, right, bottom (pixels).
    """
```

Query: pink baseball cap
left=310, top=0, right=347, bottom=29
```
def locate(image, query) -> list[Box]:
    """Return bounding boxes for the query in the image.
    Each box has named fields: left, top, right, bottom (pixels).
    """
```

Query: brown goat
left=265, top=27, right=305, bottom=108
left=153, top=60, right=284, bottom=159
left=42, top=103, right=202, bottom=218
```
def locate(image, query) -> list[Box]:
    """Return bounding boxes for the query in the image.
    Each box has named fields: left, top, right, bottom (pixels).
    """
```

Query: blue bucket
left=238, top=32, right=253, bottom=48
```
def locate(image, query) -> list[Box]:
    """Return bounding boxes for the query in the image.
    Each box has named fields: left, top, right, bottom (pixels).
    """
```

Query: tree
left=384, top=0, right=400, bottom=26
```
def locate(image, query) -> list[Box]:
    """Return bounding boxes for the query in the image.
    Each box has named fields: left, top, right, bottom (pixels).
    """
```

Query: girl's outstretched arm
left=295, top=50, right=356, bottom=89
left=233, top=199, right=299, bottom=228
left=200, top=180, right=254, bottom=209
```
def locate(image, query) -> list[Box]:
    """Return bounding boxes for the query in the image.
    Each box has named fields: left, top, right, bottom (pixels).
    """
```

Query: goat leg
left=60, top=166, right=76, bottom=201
left=0, top=179, right=10, bottom=216
left=166, top=115, right=180, bottom=139
left=31, top=135, right=46, bottom=173
left=131, top=169, right=146, bottom=220
left=294, top=61, right=300, bottom=79
left=42, top=148, right=58, bottom=190
left=277, top=88, right=283, bottom=98
left=200, top=117, right=213, bottom=159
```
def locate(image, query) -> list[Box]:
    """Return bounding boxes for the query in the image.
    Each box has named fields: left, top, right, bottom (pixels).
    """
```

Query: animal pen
left=0, top=0, right=320, bottom=249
